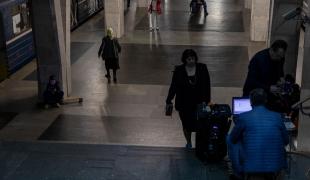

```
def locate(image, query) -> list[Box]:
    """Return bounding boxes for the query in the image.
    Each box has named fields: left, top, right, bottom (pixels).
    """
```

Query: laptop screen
left=232, top=97, right=252, bottom=115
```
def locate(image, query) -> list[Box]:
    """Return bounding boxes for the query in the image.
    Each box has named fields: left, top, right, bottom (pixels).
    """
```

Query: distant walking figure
left=190, top=0, right=208, bottom=16
left=148, top=0, right=162, bottom=31
left=98, top=28, right=121, bottom=83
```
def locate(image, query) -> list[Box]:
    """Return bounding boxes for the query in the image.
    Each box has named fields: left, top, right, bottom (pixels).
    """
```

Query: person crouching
left=43, top=75, right=64, bottom=109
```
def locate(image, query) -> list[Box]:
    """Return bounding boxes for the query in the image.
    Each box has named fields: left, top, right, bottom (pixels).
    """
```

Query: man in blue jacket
left=228, top=89, right=289, bottom=180
left=243, top=40, right=288, bottom=97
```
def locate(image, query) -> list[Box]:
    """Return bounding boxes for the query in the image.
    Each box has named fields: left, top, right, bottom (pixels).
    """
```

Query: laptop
left=232, top=97, right=252, bottom=115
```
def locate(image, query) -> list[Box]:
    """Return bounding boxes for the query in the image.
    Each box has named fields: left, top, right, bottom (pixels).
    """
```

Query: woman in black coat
left=98, top=28, right=121, bottom=83
left=166, top=49, right=211, bottom=149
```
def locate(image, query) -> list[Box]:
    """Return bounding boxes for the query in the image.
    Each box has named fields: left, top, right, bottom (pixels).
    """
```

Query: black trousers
left=44, top=91, right=64, bottom=104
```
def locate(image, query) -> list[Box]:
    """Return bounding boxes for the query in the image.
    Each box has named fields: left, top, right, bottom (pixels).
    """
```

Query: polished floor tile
left=0, top=112, right=18, bottom=130
left=163, top=0, right=244, bottom=12
left=135, top=11, right=244, bottom=32
left=71, top=42, right=95, bottom=64
left=135, top=0, right=244, bottom=32
left=23, top=70, right=37, bottom=81
left=24, top=42, right=94, bottom=81
left=38, top=114, right=185, bottom=146
left=117, top=44, right=248, bottom=86
left=0, top=141, right=231, bottom=180
left=2, top=141, right=308, bottom=179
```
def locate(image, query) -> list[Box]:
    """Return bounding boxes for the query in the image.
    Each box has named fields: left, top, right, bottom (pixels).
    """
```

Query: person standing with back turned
left=243, top=40, right=288, bottom=97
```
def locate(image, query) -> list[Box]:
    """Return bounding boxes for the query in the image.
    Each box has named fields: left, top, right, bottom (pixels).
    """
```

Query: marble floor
left=1, top=0, right=309, bottom=179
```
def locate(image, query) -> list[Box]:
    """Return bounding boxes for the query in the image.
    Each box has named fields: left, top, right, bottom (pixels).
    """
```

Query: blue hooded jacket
left=229, top=106, right=289, bottom=173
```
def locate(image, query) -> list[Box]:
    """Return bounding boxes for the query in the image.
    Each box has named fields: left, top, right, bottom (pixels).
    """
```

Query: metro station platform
left=0, top=0, right=309, bottom=179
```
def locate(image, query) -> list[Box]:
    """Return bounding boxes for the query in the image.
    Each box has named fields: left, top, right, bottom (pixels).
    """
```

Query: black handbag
left=165, top=104, right=173, bottom=116
left=112, top=39, right=120, bottom=59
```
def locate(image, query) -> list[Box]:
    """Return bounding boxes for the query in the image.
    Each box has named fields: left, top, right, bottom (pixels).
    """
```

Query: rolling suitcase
left=195, top=104, right=232, bottom=162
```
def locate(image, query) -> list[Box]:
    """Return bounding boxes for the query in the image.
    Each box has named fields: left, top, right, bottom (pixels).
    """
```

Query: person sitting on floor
left=43, top=75, right=64, bottom=109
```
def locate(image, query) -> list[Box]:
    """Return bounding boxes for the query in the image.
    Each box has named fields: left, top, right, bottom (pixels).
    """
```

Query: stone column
left=60, top=0, right=72, bottom=96
left=245, top=0, right=252, bottom=9
left=296, top=0, right=310, bottom=152
left=137, top=0, right=149, bottom=7
left=104, top=0, right=124, bottom=38
left=268, top=0, right=301, bottom=76
left=31, top=0, right=70, bottom=99
left=250, top=0, right=271, bottom=41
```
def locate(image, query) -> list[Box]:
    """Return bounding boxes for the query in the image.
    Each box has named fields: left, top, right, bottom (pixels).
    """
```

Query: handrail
left=288, top=151, right=310, bottom=158
left=291, top=96, right=310, bottom=117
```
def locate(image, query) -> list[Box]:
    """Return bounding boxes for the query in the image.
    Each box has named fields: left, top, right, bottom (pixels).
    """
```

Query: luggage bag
left=195, top=104, right=232, bottom=162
